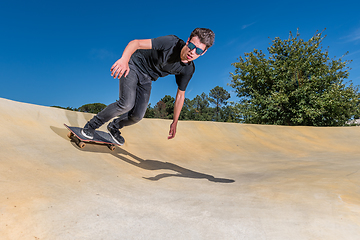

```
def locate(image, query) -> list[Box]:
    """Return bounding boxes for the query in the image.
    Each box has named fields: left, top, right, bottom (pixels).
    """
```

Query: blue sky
left=1, top=0, right=360, bottom=109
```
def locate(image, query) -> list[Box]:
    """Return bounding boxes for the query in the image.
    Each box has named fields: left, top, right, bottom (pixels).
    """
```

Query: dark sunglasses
left=187, top=42, right=205, bottom=55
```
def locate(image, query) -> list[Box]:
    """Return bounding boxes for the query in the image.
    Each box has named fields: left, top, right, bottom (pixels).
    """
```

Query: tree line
left=144, top=86, right=237, bottom=122
left=51, top=103, right=107, bottom=113
left=52, top=86, right=237, bottom=123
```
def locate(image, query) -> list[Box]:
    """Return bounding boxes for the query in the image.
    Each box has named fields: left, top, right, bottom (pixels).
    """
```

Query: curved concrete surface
left=1, top=97, right=360, bottom=239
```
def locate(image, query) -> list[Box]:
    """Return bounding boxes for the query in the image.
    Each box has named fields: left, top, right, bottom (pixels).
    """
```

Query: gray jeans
left=87, top=62, right=152, bottom=130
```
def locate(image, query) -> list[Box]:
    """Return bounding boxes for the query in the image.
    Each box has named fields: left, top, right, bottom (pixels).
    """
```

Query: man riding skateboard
left=81, top=28, right=215, bottom=145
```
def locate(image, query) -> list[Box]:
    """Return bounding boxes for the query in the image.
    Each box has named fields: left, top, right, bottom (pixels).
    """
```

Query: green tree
left=51, top=106, right=78, bottom=111
left=144, top=103, right=155, bottom=118
left=153, top=101, right=167, bottom=119
left=230, top=29, right=360, bottom=126
left=78, top=103, right=107, bottom=114
left=219, top=103, right=241, bottom=123
left=187, top=93, right=213, bottom=121
left=160, top=95, right=175, bottom=119
left=209, top=86, right=231, bottom=121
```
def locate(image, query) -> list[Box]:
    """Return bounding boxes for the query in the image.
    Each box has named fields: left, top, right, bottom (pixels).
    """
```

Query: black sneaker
left=107, top=123, right=125, bottom=145
left=81, top=122, right=95, bottom=139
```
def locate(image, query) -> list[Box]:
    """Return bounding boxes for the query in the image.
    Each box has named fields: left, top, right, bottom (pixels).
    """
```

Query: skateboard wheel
left=78, top=142, right=86, bottom=148
left=67, top=132, right=74, bottom=139
left=108, top=145, right=116, bottom=151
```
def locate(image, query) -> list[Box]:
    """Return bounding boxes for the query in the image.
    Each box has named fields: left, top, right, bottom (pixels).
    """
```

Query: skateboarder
left=81, top=28, right=215, bottom=145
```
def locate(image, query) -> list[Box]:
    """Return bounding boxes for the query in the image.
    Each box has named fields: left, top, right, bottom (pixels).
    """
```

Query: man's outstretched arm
left=168, top=88, right=185, bottom=139
left=111, top=39, right=152, bottom=79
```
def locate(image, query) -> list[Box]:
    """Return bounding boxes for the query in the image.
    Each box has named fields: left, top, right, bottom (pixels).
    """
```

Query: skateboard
left=64, top=124, right=120, bottom=151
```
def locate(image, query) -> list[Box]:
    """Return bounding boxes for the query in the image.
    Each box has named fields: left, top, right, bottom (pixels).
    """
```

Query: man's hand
left=168, top=89, right=185, bottom=140
left=111, top=57, right=130, bottom=79
left=168, top=121, right=177, bottom=139
left=110, top=39, right=152, bottom=79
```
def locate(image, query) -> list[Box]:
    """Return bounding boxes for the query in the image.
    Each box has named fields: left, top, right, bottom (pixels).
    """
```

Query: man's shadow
left=110, top=148, right=235, bottom=183
left=51, top=125, right=235, bottom=183
left=52, top=126, right=234, bottom=183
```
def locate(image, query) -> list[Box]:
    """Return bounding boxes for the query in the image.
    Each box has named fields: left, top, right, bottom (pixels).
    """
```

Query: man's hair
left=190, top=28, right=215, bottom=50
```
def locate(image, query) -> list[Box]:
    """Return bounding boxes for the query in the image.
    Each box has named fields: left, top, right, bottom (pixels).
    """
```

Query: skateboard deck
left=64, top=124, right=120, bottom=151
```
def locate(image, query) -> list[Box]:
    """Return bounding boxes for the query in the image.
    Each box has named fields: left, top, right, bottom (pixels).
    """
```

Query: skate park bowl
left=1, top=97, right=360, bottom=239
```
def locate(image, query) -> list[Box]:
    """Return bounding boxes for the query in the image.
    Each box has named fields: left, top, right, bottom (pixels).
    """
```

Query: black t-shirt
left=130, top=35, right=195, bottom=91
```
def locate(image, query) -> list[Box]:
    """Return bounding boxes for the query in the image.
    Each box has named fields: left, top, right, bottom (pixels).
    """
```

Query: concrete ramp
left=1, top=97, right=360, bottom=239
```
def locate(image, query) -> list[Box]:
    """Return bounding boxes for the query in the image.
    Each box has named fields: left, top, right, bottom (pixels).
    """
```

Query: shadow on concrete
left=111, top=148, right=235, bottom=183
left=51, top=126, right=235, bottom=183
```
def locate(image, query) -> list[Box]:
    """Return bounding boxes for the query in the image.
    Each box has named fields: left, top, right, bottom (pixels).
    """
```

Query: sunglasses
left=187, top=42, right=205, bottom=55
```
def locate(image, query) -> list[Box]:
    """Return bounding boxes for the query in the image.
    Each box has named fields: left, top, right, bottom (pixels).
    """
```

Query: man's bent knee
left=116, top=99, right=135, bottom=113
left=128, top=114, right=143, bottom=124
